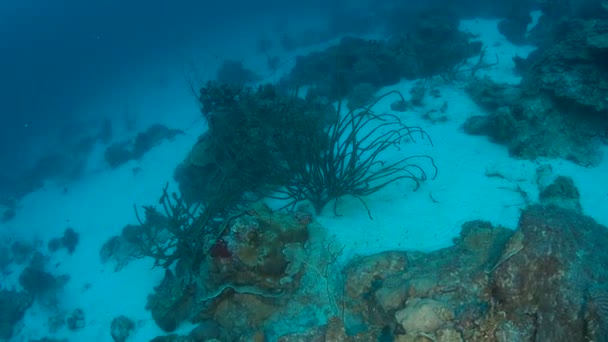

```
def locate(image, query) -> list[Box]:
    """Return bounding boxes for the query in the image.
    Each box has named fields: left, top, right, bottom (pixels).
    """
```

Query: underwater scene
left=1, top=0, right=608, bottom=341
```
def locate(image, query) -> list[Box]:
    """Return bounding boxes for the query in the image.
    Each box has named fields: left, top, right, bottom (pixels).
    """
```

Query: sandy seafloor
left=2, top=14, right=608, bottom=342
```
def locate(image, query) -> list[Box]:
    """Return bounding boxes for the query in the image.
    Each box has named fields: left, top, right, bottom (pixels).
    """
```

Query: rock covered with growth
left=99, top=224, right=143, bottom=271
left=48, top=227, right=79, bottom=255
left=272, top=189, right=608, bottom=340
left=276, top=316, right=357, bottom=342
left=395, top=298, right=454, bottom=335
left=338, top=220, right=514, bottom=341
left=537, top=175, right=582, bottom=211
left=100, top=207, right=175, bottom=272
left=284, top=24, right=481, bottom=103
left=18, top=252, right=70, bottom=308
left=0, top=289, right=33, bottom=340
left=146, top=178, right=608, bottom=341
left=104, top=124, right=184, bottom=168
left=463, top=79, right=604, bottom=166
left=525, top=18, right=608, bottom=114
left=145, top=203, right=311, bottom=339
left=215, top=59, right=260, bottom=86
left=110, top=315, right=135, bottom=342
left=66, top=308, right=86, bottom=330
left=174, top=81, right=336, bottom=205
left=492, top=204, right=608, bottom=341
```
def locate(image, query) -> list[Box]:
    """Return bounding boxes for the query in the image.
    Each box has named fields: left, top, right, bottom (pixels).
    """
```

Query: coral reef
left=18, top=252, right=70, bottom=309
left=175, top=82, right=336, bottom=205
left=491, top=204, right=608, bottom=341
left=284, top=27, right=481, bottom=102
left=100, top=224, right=145, bottom=271
left=525, top=18, right=608, bottom=114
left=0, top=289, right=33, bottom=340
left=144, top=203, right=311, bottom=339
left=463, top=78, right=605, bottom=166
left=104, top=124, right=184, bottom=168
left=66, top=308, right=86, bottom=331
left=142, top=175, right=608, bottom=341
left=176, top=83, right=435, bottom=216
left=48, top=228, right=80, bottom=255
left=215, top=60, right=260, bottom=86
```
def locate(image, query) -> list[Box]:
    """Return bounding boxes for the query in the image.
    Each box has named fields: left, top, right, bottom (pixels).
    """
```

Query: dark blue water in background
left=0, top=0, right=333, bottom=200
left=0, top=0, right=510, bottom=201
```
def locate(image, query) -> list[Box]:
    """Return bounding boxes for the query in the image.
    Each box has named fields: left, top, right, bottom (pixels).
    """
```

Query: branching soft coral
left=275, top=91, right=437, bottom=218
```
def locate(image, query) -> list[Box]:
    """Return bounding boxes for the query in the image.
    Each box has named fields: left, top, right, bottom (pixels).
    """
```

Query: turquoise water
left=1, top=1, right=608, bottom=341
